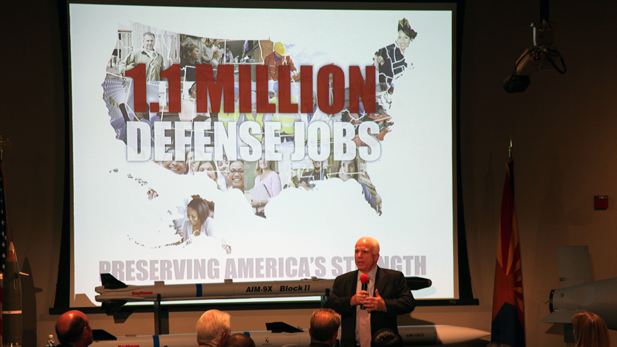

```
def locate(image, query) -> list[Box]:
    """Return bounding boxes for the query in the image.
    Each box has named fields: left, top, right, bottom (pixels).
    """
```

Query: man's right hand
left=350, top=290, right=369, bottom=306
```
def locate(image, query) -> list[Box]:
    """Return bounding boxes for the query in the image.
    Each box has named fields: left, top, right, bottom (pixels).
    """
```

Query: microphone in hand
left=360, top=274, right=369, bottom=309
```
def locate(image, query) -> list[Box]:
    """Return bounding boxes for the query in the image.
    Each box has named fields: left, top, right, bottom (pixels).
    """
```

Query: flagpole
left=491, top=138, right=525, bottom=347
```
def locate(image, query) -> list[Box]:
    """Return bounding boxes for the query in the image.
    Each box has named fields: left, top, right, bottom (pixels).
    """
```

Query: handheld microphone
left=360, top=274, right=370, bottom=309
left=360, top=274, right=369, bottom=291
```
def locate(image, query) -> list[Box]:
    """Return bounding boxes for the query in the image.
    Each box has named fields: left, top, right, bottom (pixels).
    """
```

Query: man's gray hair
left=196, top=310, right=231, bottom=346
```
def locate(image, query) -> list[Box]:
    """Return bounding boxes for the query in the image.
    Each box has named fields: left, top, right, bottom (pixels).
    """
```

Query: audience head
left=371, top=329, right=403, bottom=347
left=224, top=333, right=255, bottom=347
left=572, top=312, right=612, bottom=347
left=196, top=310, right=231, bottom=347
left=55, top=310, right=93, bottom=347
left=309, top=308, right=341, bottom=346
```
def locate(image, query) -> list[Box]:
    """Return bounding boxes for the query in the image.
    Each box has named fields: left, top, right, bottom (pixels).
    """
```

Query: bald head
left=355, top=237, right=380, bottom=273
left=356, top=237, right=379, bottom=254
left=224, top=333, right=255, bottom=347
left=55, top=310, right=93, bottom=347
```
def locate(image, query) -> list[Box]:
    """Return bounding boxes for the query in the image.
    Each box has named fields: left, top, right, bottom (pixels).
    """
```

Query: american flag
left=0, top=159, right=8, bottom=346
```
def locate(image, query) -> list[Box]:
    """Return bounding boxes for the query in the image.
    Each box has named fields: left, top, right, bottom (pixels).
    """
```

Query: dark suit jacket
left=324, top=267, right=415, bottom=347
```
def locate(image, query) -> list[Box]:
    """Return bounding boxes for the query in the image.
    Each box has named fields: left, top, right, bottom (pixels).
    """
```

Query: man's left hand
left=364, top=289, right=386, bottom=312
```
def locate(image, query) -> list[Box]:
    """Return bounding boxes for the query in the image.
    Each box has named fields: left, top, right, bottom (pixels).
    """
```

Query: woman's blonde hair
left=572, top=312, right=612, bottom=347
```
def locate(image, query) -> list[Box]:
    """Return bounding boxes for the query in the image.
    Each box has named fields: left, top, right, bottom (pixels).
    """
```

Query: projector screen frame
left=52, top=0, right=477, bottom=313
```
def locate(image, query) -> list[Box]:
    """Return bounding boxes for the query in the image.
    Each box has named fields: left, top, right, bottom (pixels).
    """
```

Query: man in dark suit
left=308, top=308, right=341, bottom=347
left=325, top=237, right=415, bottom=347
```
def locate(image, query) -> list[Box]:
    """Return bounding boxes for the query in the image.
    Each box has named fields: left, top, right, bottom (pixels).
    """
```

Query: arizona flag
left=491, top=159, right=525, bottom=347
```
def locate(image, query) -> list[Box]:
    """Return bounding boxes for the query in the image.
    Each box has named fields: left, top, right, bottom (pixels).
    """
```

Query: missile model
left=96, top=274, right=333, bottom=315
left=2, top=242, right=22, bottom=347
left=545, top=277, right=617, bottom=329
left=90, top=323, right=489, bottom=347
left=542, top=246, right=617, bottom=332
left=95, top=274, right=432, bottom=314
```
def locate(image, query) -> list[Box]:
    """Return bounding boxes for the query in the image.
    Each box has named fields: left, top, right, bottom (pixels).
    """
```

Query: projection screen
left=68, top=2, right=457, bottom=306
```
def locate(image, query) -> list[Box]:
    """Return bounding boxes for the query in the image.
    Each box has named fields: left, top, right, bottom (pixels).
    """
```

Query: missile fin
left=102, top=300, right=128, bottom=315
left=266, top=322, right=303, bottom=333
left=556, top=246, right=593, bottom=288
left=101, top=273, right=128, bottom=289
left=542, top=310, right=583, bottom=324
left=93, top=329, right=118, bottom=341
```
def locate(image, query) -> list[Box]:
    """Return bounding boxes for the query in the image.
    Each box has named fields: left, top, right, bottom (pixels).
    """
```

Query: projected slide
left=70, top=4, right=454, bottom=305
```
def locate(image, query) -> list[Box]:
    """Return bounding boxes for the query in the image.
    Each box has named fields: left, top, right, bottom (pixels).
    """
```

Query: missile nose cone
left=405, top=277, right=432, bottom=290
left=7, top=241, right=17, bottom=261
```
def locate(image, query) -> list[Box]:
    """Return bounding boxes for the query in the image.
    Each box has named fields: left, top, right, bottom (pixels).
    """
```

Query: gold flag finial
left=0, top=136, right=11, bottom=159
